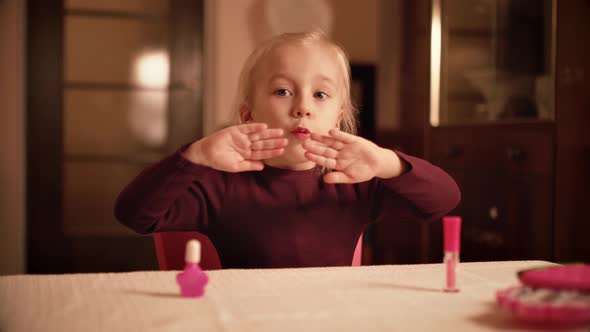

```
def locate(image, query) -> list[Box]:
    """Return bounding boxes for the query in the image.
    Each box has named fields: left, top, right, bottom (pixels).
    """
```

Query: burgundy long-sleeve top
left=114, top=148, right=460, bottom=269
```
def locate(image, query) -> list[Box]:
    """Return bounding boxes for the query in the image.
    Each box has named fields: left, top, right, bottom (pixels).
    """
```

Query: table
left=2, top=261, right=585, bottom=331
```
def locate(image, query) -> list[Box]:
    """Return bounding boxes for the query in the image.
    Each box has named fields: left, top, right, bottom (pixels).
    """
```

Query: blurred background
left=1, top=0, right=588, bottom=274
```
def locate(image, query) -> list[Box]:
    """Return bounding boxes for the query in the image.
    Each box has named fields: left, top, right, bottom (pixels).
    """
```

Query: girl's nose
left=293, top=96, right=312, bottom=118
left=294, top=109, right=312, bottom=118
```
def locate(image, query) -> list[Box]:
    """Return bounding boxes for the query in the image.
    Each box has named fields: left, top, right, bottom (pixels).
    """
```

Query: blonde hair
left=234, top=31, right=358, bottom=135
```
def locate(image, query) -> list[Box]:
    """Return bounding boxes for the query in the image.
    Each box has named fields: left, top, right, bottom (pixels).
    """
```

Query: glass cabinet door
left=63, top=0, right=203, bottom=236
left=430, top=0, right=554, bottom=126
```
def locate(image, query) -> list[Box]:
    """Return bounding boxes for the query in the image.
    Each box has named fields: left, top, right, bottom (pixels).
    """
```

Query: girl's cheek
left=319, top=102, right=340, bottom=117
left=271, top=99, right=291, bottom=110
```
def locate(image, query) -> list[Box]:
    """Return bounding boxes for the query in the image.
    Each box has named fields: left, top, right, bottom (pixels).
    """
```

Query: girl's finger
left=304, top=152, right=337, bottom=169
left=328, top=128, right=357, bottom=144
left=249, top=148, right=285, bottom=160
left=302, top=140, right=338, bottom=159
left=323, top=171, right=355, bottom=184
left=237, top=122, right=268, bottom=134
left=233, top=160, right=264, bottom=172
left=248, top=128, right=285, bottom=141
left=250, top=138, right=288, bottom=150
left=309, top=133, right=345, bottom=150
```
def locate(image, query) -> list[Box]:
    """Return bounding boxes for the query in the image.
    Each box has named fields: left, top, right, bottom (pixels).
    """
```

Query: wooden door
left=27, top=0, right=204, bottom=273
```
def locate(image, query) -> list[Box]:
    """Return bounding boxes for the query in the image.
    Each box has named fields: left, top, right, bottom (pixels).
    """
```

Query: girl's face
left=242, top=43, right=344, bottom=170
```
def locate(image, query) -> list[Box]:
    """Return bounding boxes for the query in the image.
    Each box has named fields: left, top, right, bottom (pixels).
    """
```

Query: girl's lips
left=291, top=127, right=311, bottom=140
left=292, top=132, right=310, bottom=140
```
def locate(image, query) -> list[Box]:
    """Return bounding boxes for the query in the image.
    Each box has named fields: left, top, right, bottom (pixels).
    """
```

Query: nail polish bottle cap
left=185, top=239, right=201, bottom=264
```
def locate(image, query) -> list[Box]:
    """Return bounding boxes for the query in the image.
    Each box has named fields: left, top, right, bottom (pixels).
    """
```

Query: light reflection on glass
left=430, top=0, right=442, bottom=127
left=133, top=49, right=170, bottom=88
left=128, top=49, right=170, bottom=148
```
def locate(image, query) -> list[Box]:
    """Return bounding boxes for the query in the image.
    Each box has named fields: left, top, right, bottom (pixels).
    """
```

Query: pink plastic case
left=518, top=264, right=590, bottom=291
left=496, top=264, right=590, bottom=324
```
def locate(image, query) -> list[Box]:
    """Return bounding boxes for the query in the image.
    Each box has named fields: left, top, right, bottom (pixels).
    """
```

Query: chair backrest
left=352, top=235, right=363, bottom=267
left=153, top=232, right=363, bottom=270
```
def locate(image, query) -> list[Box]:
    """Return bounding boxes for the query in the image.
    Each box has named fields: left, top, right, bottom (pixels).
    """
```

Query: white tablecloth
left=2, top=261, right=586, bottom=332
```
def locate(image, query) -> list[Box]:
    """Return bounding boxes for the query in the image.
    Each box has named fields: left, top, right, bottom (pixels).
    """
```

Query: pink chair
left=352, top=236, right=363, bottom=267
left=153, top=232, right=363, bottom=270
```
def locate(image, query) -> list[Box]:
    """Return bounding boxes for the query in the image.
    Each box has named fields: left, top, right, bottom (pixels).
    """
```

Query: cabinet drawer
left=426, top=168, right=553, bottom=262
left=429, top=124, right=554, bottom=176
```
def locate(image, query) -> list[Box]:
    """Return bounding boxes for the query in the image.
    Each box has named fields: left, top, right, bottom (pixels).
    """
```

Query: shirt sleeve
left=114, top=145, right=226, bottom=235
left=370, top=150, right=461, bottom=223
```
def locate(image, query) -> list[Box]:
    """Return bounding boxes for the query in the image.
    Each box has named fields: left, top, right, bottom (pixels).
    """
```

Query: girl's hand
left=184, top=123, right=287, bottom=172
left=302, top=129, right=408, bottom=183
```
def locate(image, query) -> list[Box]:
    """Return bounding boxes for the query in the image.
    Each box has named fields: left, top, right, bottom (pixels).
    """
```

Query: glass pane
left=167, top=90, right=203, bottom=148
left=436, top=0, right=553, bottom=125
left=64, top=89, right=170, bottom=158
left=65, top=0, right=168, bottom=15
left=63, top=161, right=148, bottom=236
left=64, top=16, right=168, bottom=87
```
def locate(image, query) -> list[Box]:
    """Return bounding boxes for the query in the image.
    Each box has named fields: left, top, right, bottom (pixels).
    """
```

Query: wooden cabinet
left=373, top=0, right=589, bottom=264
left=427, top=124, right=554, bottom=262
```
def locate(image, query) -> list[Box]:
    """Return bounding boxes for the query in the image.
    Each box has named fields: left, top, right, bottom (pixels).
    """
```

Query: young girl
left=115, top=31, right=460, bottom=269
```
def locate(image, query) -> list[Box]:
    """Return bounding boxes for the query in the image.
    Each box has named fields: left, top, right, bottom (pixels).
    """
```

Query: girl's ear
left=239, top=104, right=253, bottom=123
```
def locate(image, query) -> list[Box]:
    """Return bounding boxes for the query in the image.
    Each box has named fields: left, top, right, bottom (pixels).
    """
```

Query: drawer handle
left=506, top=147, right=526, bottom=161
left=480, top=231, right=504, bottom=247
left=446, top=145, right=463, bottom=158
left=489, top=206, right=499, bottom=220
left=466, top=228, right=504, bottom=247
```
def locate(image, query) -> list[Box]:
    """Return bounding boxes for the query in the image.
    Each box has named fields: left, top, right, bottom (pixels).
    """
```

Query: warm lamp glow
left=133, top=50, right=169, bottom=88
left=128, top=49, right=170, bottom=147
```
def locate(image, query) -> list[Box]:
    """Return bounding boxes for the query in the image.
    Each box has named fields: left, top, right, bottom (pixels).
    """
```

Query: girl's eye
left=314, top=91, right=328, bottom=100
left=275, top=89, right=291, bottom=97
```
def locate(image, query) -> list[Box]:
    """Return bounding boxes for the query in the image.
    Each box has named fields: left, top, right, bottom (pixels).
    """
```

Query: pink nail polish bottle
left=176, top=239, right=209, bottom=297
left=443, top=216, right=461, bottom=293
